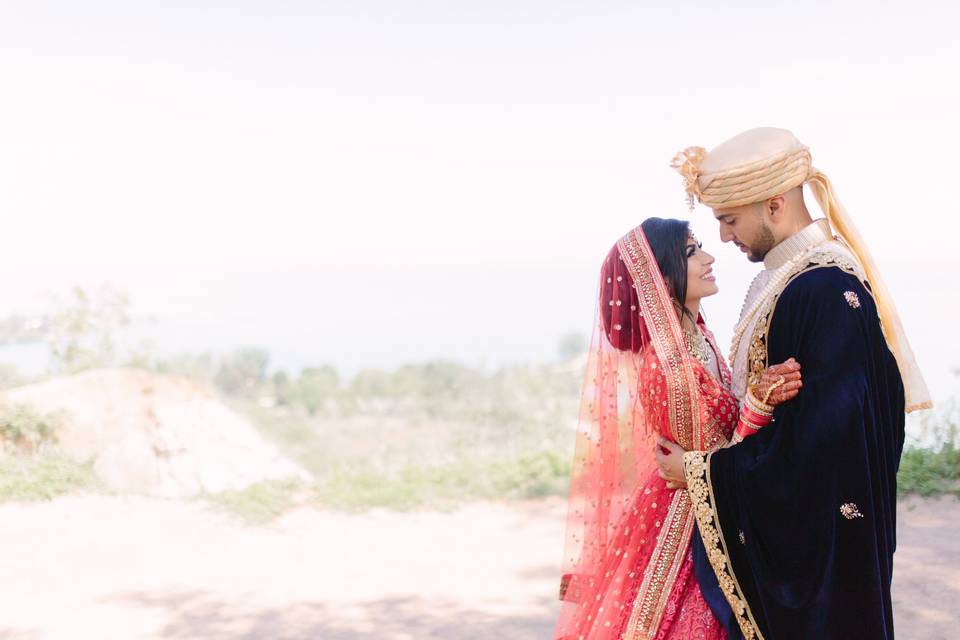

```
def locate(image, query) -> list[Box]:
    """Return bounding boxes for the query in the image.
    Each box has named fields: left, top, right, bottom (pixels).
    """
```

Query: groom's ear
left=765, top=194, right=787, bottom=220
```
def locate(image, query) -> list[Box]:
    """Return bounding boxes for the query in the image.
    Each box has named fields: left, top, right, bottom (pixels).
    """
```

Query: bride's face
left=685, top=234, right=719, bottom=303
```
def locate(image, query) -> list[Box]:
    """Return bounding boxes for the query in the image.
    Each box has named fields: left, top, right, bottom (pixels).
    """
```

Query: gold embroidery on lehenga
left=625, top=491, right=695, bottom=638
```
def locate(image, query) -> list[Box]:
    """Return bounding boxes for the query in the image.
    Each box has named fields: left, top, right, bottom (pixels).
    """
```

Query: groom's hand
left=654, top=436, right=687, bottom=489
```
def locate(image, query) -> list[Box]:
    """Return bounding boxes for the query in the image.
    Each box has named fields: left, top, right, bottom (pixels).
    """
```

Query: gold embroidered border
left=683, top=451, right=764, bottom=640
left=624, top=491, right=695, bottom=638
left=618, top=230, right=700, bottom=450
left=685, top=249, right=871, bottom=640
left=616, top=228, right=703, bottom=637
left=746, top=249, right=870, bottom=387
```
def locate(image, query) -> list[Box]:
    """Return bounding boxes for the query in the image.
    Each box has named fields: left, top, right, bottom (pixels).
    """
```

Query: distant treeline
left=151, top=348, right=583, bottom=428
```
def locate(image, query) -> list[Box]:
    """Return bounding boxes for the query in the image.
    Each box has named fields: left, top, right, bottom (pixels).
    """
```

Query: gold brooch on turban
left=669, top=146, right=706, bottom=211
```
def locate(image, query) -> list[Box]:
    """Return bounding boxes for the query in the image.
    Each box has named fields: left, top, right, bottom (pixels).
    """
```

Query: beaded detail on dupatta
left=554, top=225, right=735, bottom=640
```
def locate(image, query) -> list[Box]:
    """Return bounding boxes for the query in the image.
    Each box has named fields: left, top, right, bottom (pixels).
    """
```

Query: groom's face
left=712, top=203, right=777, bottom=263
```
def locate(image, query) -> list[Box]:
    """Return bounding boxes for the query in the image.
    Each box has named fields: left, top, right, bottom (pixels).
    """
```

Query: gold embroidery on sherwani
left=840, top=502, right=864, bottom=519
left=844, top=291, right=861, bottom=309
left=745, top=246, right=871, bottom=386
left=686, top=245, right=873, bottom=640
left=683, top=451, right=763, bottom=640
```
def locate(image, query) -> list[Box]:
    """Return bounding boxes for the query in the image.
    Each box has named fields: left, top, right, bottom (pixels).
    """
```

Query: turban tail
left=805, top=170, right=932, bottom=412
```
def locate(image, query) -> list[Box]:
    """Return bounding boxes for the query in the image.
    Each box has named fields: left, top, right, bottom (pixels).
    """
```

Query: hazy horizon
left=2, top=252, right=956, bottom=407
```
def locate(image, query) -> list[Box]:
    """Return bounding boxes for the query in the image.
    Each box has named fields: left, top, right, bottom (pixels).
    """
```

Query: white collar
left=763, top=219, right=832, bottom=270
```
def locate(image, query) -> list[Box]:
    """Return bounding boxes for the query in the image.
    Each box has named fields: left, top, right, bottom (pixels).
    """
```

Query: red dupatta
left=555, top=224, right=720, bottom=639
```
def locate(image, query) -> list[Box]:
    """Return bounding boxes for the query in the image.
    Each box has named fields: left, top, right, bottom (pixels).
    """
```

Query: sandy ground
left=0, top=495, right=956, bottom=639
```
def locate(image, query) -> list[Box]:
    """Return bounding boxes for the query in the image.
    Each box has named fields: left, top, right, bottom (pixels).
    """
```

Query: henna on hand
left=757, top=358, right=803, bottom=407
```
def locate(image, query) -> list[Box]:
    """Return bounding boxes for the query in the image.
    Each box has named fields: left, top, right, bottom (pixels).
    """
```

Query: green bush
left=899, top=398, right=960, bottom=498
left=0, top=405, right=61, bottom=452
left=44, top=285, right=130, bottom=373
left=295, top=366, right=340, bottom=414
left=898, top=444, right=960, bottom=497
left=206, top=478, right=305, bottom=525
left=0, top=454, right=99, bottom=502
left=309, top=450, right=572, bottom=512
left=214, top=348, right=269, bottom=396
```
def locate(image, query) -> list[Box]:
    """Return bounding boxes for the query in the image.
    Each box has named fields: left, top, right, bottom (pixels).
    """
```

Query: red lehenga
left=555, top=226, right=738, bottom=640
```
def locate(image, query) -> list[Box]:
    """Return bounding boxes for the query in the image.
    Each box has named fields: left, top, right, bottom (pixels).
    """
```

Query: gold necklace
left=684, top=325, right=710, bottom=366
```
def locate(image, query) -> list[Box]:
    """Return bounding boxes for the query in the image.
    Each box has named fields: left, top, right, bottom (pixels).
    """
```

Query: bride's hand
left=654, top=437, right=687, bottom=489
left=756, top=358, right=802, bottom=407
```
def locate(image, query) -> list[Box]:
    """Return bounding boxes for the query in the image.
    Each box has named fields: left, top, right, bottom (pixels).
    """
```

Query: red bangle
left=735, top=403, right=773, bottom=440
left=741, top=404, right=773, bottom=426
left=736, top=419, right=760, bottom=440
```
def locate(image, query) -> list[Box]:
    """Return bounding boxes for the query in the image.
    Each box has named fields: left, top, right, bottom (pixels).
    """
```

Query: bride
left=554, top=218, right=801, bottom=639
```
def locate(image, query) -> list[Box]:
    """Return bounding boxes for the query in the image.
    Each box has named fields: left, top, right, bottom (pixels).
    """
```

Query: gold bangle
left=746, top=386, right=774, bottom=416
left=762, top=375, right=786, bottom=405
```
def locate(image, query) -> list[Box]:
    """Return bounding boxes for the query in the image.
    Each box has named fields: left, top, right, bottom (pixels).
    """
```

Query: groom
left=655, top=128, right=931, bottom=639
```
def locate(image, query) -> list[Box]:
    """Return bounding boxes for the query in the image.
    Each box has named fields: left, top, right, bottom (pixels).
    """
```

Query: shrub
left=0, top=404, right=61, bottom=452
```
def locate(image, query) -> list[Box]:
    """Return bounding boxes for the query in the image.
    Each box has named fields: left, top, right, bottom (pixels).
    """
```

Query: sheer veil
left=557, top=224, right=703, bottom=631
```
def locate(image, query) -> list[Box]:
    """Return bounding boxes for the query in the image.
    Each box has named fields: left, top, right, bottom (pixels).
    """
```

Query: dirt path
left=0, top=495, right=955, bottom=639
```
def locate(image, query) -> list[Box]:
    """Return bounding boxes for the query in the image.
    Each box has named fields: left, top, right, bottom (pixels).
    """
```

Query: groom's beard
left=746, top=224, right=777, bottom=263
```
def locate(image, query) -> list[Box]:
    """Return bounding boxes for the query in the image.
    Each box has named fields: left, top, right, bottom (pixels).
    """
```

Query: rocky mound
left=0, top=368, right=308, bottom=497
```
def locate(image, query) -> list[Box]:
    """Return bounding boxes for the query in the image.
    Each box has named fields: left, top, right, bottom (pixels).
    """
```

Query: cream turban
left=671, top=127, right=811, bottom=209
left=671, top=127, right=932, bottom=412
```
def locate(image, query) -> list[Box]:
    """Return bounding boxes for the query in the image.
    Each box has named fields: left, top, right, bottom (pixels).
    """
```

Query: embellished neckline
left=688, top=324, right=730, bottom=389
left=683, top=325, right=711, bottom=367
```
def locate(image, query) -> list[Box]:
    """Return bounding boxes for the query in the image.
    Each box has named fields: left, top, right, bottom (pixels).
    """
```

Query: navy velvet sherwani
left=687, top=261, right=906, bottom=639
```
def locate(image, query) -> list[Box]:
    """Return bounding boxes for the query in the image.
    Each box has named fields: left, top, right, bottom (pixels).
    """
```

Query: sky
left=0, top=1, right=958, bottom=401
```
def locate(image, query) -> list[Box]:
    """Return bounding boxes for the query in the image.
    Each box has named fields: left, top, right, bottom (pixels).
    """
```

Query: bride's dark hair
left=641, top=217, right=692, bottom=321
left=600, top=217, right=693, bottom=352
